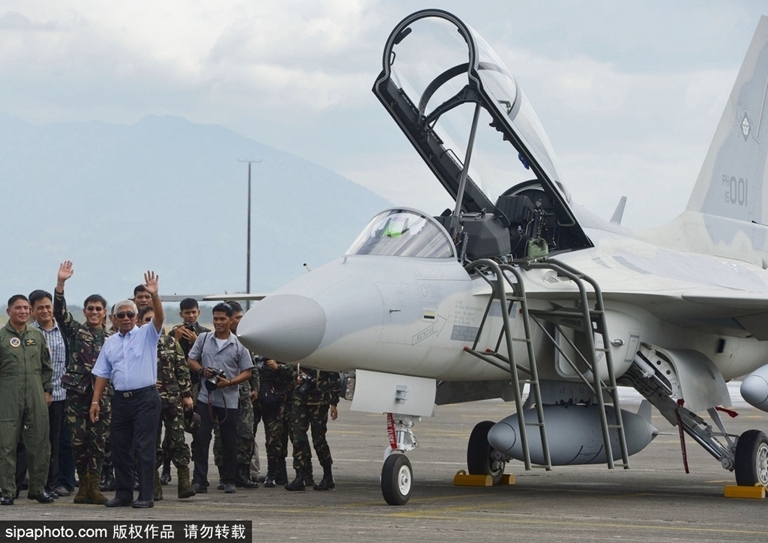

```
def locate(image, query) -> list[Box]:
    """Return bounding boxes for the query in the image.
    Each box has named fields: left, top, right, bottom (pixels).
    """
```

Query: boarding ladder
left=525, top=258, right=630, bottom=469
left=463, top=259, right=551, bottom=471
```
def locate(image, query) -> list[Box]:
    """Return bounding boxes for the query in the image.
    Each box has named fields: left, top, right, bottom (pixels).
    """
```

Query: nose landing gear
left=380, top=413, right=419, bottom=505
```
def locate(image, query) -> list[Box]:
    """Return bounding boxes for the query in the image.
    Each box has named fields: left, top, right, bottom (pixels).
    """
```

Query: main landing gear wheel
left=381, top=453, right=412, bottom=505
left=467, top=420, right=505, bottom=484
left=735, top=429, right=768, bottom=486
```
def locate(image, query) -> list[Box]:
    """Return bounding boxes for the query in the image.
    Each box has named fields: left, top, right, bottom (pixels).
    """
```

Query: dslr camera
left=296, top=373, right=316, bottom=397
left=253, top=355, right=268, bottom=371
left=203, top=367, right=226, bottom=392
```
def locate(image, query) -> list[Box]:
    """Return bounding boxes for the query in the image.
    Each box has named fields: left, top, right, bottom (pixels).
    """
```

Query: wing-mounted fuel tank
left=742, top=364, right=768, bottom=412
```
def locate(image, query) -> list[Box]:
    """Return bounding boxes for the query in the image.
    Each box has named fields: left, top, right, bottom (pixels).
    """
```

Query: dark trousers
left=46, top=400, right=66, bottom=491
left=193, top=403, right=238, bottom=486
left=54, top=422, right=76, bottom=491
left=111, top=387, right=161, bottom=502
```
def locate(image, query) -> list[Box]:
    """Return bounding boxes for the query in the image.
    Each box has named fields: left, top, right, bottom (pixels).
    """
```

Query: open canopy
left=373, top=9, right=589, bottom=248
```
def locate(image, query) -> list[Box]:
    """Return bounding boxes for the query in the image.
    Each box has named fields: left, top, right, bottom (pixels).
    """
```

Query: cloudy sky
left=1, top=0, right=766, bottom=230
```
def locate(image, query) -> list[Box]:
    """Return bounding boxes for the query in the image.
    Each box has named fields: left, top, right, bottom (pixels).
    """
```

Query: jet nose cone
left=238, top=294, right=326, bottom=362
left=741, top=374, right=768, bottom=410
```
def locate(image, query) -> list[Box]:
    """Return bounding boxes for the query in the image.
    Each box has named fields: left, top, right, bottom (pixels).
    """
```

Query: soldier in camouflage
left=164, top=298, right=210, bottom=485
left=285, top=368, right=341, bottom=491
left=257, top=358, right=293, bottom=488
left=137, top=307, right=196, bottom=500
left=53, top=261, right=112, bottom=505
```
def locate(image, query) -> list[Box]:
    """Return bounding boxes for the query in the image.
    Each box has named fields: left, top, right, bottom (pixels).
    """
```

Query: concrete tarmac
left=4, top=398, right=768, bottom=543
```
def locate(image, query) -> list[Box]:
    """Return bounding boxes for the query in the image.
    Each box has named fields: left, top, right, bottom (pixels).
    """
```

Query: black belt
left=115, top=385, right=156, bottom=398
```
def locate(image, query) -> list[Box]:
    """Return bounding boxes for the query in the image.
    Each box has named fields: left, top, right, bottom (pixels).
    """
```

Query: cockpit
left=372, top=9, right=593, bottom=261
left=346, top=209, right=456, bottom=259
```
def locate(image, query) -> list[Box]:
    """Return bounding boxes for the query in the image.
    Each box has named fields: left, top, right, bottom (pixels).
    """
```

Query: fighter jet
left=239, top=9, right=768, bottom=505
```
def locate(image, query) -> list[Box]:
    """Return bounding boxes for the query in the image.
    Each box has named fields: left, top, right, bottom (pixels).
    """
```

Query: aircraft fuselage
left=239, top=223, right=768, bottom=387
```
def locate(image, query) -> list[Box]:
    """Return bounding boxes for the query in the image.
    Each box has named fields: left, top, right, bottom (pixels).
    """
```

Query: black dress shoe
left=132, top=499, right=154, bottom=509
left=0, top=497, right=13, bottom=505
left=105, top=496, right=132, bottom=507
left=27, top=492, right=55, bottom=504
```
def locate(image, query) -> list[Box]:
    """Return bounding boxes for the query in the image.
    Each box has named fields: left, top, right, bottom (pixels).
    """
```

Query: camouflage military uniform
left=169, top=322, right=210, bottom=410
left=156, top=335, right=192, bottom=469
left=286, top=369, right=340, bottom=490
left=155, top=334, right=195, bottom=499
left=54, top=291, right=112, bottom=503
left=258, top=361, right=293, bottom=486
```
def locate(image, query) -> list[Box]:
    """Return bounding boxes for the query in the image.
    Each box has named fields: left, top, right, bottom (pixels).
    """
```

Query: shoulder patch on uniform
left=9, top=337, right=20, bottom=348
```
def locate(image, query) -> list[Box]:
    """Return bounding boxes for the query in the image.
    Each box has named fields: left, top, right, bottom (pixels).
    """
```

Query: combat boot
left=274, top=459, right=288, bottom=486
left=235, top=465, right=258, bottom=488
left=160, top=458, right=172, bottom=485
left=313, top=463, right=335, bottom=491
left=99, top=464, right=115, bottom=491
left=73, top=471, right=89, bottom=504
left=284, top=471, right=305, bottom=491
left=263, top=459, right=276, bottom=488
left=303, top=464, right=315, bottom=487
left=153, top=470, right=163, bottom=501
left=87, top=471, right=109, bottom=504
left=177, top=466, right=196, bottom=499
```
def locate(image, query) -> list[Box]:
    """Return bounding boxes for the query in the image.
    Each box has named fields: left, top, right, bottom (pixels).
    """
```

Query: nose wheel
left=381, top=453, right=413, bottom=505
left=380, top=413, right=418, bottom=505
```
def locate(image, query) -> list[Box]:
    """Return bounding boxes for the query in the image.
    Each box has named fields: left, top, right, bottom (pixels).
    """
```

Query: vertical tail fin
left=686, top=16, right=768, bottom=225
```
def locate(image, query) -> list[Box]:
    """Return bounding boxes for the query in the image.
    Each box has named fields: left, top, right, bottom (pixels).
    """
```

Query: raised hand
left=143, top=270, right=159, bottom=296
left=58, top=261, right=74, bottom=284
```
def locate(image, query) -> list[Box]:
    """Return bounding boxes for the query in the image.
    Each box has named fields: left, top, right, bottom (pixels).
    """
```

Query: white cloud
left=0, top=0, right=392, bottom=123
left=0, top=0, right=762, bottom=232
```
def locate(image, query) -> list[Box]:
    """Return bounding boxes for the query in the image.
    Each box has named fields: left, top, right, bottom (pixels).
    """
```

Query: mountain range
left=0, top=113, right=392, bottom=306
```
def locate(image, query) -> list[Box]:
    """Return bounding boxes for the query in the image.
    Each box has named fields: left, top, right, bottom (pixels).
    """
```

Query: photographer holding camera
left=186, top=302, right=253, bottom=494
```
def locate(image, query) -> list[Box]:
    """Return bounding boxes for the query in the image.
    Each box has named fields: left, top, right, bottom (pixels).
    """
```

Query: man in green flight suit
left=0, top=294, right=54, bottom=505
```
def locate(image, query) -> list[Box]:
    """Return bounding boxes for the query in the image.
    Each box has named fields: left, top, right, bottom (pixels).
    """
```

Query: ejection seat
left=494, top=193, right=535, bottom=259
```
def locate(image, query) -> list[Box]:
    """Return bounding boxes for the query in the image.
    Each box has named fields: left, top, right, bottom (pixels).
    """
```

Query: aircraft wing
left=202, top=293, right=267, bottom=301
left=616, top=291, right=768, bottom=341
left=161, top=293, right=267, bottom=302
left=511, top=284, right=768, bottom=340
